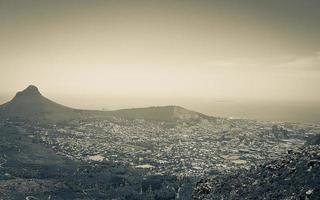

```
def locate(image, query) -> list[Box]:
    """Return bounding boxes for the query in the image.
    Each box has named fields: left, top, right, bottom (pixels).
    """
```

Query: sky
left=0, top=0, right=320, bottom=114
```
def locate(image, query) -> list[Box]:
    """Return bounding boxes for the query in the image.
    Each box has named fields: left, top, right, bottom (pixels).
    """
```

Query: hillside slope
left=107, top=105, right=206, bottom=122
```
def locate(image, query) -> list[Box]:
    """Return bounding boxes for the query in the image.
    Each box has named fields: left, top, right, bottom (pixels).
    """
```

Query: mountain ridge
left=0, top=85, right=207, bottom=122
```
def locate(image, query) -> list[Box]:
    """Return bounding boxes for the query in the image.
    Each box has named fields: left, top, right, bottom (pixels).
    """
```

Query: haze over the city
left=1, top=0, right=320, bottom=122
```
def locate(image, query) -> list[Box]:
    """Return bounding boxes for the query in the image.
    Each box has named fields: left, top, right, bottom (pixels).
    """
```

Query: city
left=31, top=116, right=317, bottom=177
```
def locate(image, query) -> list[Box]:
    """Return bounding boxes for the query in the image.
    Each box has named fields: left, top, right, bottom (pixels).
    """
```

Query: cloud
left=277, top=51, right=320, bottom=71
left=205, top=51, right=320, bottom=72
left=205, top=58, right=263, bottom=71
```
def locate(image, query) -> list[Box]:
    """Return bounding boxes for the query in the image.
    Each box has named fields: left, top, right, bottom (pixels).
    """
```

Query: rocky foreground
left=193, top=145, right=320, bottom=200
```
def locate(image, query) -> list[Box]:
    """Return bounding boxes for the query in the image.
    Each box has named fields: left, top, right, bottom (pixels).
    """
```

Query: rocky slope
left=193, top=145, right=320, bottom=199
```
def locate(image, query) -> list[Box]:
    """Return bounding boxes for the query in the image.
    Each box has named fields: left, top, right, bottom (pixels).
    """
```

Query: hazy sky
left=1, top=0, right=320, bottom=109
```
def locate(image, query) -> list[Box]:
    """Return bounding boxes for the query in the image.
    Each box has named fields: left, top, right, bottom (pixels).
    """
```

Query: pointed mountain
left=0, top=85, right=83, bottom=121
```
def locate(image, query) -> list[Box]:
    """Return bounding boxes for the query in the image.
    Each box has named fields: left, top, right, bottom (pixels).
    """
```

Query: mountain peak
left=0, top=85, right=81, bottom=121
left=26, top=85, right=39, bottom=91
left=16, top=85, right=41, bottom=97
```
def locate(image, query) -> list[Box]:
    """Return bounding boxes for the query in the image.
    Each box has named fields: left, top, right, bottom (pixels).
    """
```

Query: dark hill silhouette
left=0, top=85, right=84, bottom=121
left=109, top=105, right=205, bottom=121
left=0, top=85, right=208, bottom=122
